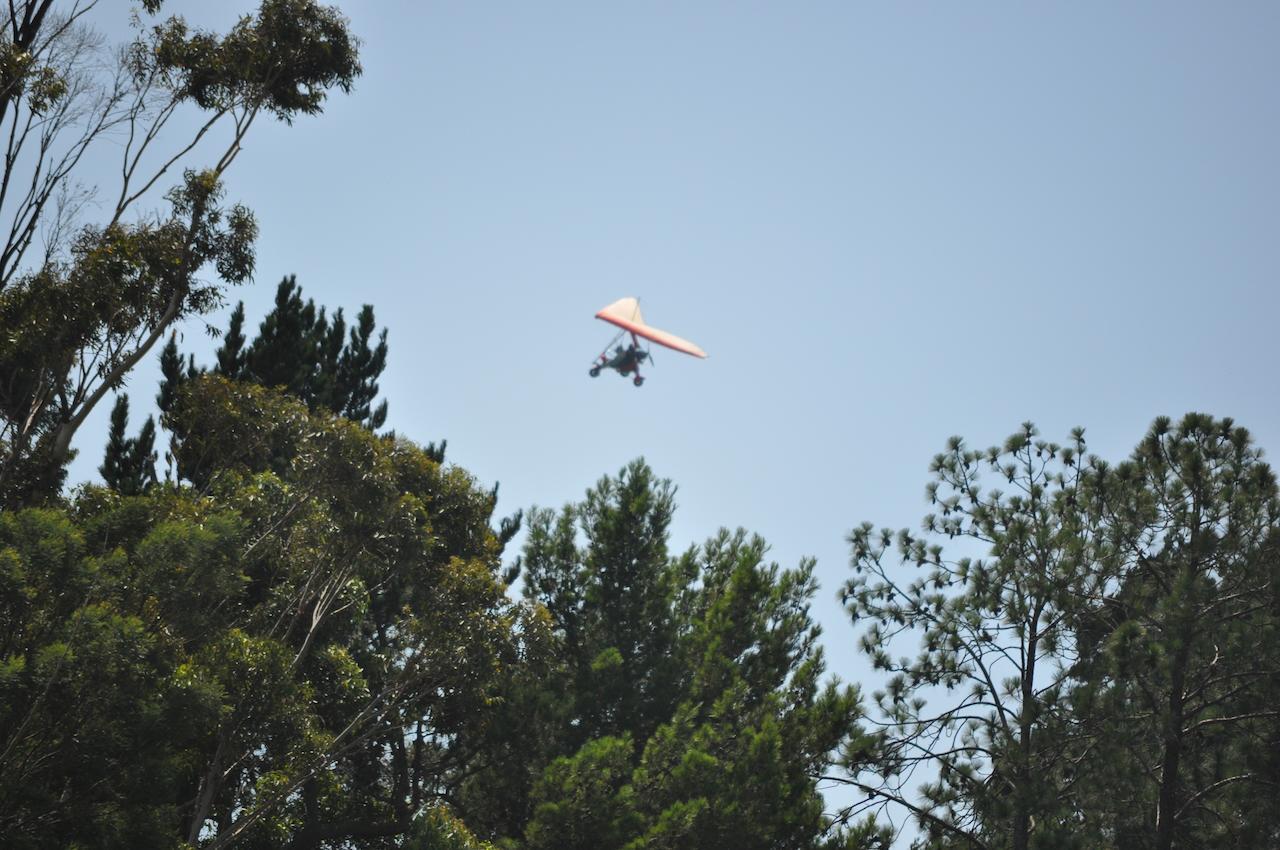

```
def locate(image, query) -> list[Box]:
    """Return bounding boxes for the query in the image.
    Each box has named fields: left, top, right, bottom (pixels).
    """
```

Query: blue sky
left=75, top=0, right=1279, bottom=820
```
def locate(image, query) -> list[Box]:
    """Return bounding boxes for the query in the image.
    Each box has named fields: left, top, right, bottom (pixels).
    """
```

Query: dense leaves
left=1, top=378, right=521, bottom=848
left=1069, top=415, right=1280, bottom=849
left=457, top=460, right=864, bottom=850
left=94, top=279, right=384, bottom=506
left=208, top=275, right=389, bottom=430
left=0, top=172, right=257, bottom=504
left=143, top=0, right=361, bottom=121
left=99, top=395, right=158, bottom=495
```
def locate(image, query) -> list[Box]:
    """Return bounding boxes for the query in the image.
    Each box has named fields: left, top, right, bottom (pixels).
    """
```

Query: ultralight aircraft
left=588, top=297, right=707, bottom=386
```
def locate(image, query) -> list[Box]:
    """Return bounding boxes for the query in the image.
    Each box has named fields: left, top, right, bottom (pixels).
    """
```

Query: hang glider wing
left=595, top=297, right=708, bottom=359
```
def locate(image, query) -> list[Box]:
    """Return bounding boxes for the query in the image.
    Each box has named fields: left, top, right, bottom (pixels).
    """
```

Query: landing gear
left=588, top=335, right=650, bottom=386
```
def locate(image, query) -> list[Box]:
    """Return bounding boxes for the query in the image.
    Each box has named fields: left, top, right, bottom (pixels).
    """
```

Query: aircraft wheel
left=589, top=366, right=601, bottom=377
left=633, top=376, right=644, bottom=387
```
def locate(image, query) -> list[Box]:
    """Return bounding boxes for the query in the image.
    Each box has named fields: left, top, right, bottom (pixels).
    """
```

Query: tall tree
left=239, top=276, right=388, bottom=429
left=452, top=461, right=686, bottom=840
left=837, top=424, right=1117, bottom=849
left=156, top=331, right=199, bottom=419
left=1, top=376, right=523, bottom=848
left=836, top=416, right=1280, bottom=849
left=331, top=303, right=389, bottom=427
left=457, top=460, right=866, bottom=849
left=0, top=0, right=361, bottom=507
left=1070, top=414, right=1280, bottom=849
left=215, top=301, right=248, bottom=377
left=0, top=501, right=212, bottom=848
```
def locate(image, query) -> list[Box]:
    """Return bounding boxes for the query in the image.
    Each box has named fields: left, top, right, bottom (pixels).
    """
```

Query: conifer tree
left=164, top=276, right=391, bottom=431
left=1070, top=414, right=1280, bottom=849
left=214, top=302, right=248, bottom=378
left=98, top=395, right=157, bottom=496
left=457, top=460, right=864, bottom=849
left=156, top=333, right=200, bottom=417
left=143, top=283, right=504, bottom=535
left=242, top=275, right=321, bottom=397
left=837, top=416, right=1280, bottom=849
left=99, top=395, right=132, bottom=493
left=335, top=304, right=389, bottom=429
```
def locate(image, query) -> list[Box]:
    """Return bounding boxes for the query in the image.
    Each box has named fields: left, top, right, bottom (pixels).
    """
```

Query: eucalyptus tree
left=0, top=0, right=360, bottom=506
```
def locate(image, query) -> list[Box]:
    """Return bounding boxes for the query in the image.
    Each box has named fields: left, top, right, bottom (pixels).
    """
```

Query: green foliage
left=0, top=17, right=70, bottom=117
left=157, top=332, right=200, bottom=418
left=136, top=277, right=425, bottom=519
left=842, top=423, right=1107, bottom=849
left=0, top=170, right=256, bottom=505
left=1068, top=414, right=1280, bottom=849
left=0, top=505, right=217, bottom=848
left=141, top=0, right=361, bottom=121
left=525, top=736, right=642, bottom=850
left=458, top=460, right=864, bottom=850
left=99, top=395, right=158, bottom=496
left=164, top=275, right=390, bottom=431
left=215, top=301, right=248, bottom=377
left=0, top=0, right=361, bottom=508
left=406, top=805, right=498, bottom=850
left=838, top=415, right=1280, bottom=850
left=237, top=275, right=389, bottom=429
left=1, top=378, right=521, bottom=848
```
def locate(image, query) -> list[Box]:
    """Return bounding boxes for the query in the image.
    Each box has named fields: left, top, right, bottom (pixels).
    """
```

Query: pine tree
left=176, top=276, right=392, bottom=430
left=149, top=282, right=511, bottom=541
left=99, top=395, right=157, bottom=496
left=214, top=302, right=248, bottom=378
left=156, top=333, right=199, bottom=418
left=837, top=416, right=1280, bottom=849
left=99, top=396, right=132, bottom=493
left=129, top=417, right=158, bottom=494
left=335, top=304, right=389, bottom=429
left=1070, top=414, right=1280, bottom=849
left=839, top=424, right=1116, bottom=849
left=457, top=459, right=863, bottom=849
left=244, top=275, right=319, bottom=397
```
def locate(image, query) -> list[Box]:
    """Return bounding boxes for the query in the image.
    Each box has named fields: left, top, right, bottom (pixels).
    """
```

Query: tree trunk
left=1012, top=608, right=1043, bottom=850
left=1154, top=640, right=1190, bottom=850
left=187, top=731, right=228, bottom=845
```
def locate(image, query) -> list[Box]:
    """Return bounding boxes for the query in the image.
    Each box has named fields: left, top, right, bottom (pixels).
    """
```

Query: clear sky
left=74, top=0, right=1279, bottom=821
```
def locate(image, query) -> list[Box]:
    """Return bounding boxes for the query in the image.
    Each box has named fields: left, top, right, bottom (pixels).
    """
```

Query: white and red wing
left=595, top=297, right=707, bottom=359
